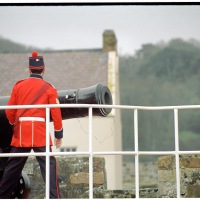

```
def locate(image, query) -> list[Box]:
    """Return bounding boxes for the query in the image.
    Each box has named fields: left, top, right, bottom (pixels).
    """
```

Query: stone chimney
left=102, top=30, right=117, bottom=52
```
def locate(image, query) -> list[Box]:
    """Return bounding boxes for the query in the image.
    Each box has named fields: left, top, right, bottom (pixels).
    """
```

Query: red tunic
left=5, top=75, right=63, bottom=147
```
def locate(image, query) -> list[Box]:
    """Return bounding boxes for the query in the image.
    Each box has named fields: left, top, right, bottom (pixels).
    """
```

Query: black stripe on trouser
left=0, top=146, right=60, bottom=199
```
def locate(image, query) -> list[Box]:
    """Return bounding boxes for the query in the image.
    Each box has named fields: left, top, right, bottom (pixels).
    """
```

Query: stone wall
left=23, top=156, right=158, bottom=198
left=123, top=155, right=200, bottom=198
left=23, top=156, right=106, bottom=199
left=23, top=155, right=200, bottom=198
left=158, top=155, right=200, bottom=198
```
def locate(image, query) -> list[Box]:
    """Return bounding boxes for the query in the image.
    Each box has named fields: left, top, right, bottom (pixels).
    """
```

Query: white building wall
left=51, top=116, right=120, bottom=189
left=50, top=49, right=123, bottom=190
left=108, top=51, right=123, bottom=189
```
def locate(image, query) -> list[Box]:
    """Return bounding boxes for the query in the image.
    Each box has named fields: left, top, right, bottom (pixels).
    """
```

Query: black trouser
left=0, top=146, right=61, bottom=199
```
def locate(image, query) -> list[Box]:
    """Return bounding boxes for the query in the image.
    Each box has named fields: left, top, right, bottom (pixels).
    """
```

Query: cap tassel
left=32, top=51, right=38, bottom=57
left=29, top=51, right=45, bottom=69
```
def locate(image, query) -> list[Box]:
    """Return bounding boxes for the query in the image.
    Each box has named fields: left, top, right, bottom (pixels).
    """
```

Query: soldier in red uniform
left=0, top=51, right=63, bottom=199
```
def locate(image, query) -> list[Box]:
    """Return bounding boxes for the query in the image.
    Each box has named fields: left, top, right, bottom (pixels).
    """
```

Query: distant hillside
left=0, top=36, right=42, bottom=53
left=119, top=38, right=200, bottom=154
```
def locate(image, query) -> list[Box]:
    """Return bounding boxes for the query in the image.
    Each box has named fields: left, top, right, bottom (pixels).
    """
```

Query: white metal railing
left=1, top=103, right=200, bottom=199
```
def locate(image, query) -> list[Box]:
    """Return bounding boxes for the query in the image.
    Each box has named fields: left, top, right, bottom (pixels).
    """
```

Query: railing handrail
left=1, top=103, right=200, bottom=110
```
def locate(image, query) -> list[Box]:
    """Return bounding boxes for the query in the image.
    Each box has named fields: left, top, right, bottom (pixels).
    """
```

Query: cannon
left=0, top=83, right=112, bottom=198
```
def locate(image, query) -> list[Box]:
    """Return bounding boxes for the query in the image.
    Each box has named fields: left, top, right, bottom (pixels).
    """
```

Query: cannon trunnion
left=0, top=83, right=112, bottom=198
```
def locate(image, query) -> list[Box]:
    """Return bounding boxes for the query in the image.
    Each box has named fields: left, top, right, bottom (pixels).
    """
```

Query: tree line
left=119, top=38, right=200, bottom=153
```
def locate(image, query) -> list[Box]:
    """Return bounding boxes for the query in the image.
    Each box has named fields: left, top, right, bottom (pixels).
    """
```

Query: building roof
left=0, top=49, right=109, bottom=96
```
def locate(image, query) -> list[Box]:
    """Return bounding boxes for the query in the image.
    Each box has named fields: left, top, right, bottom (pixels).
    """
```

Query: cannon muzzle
left=58, top=83, right=112, bottom=119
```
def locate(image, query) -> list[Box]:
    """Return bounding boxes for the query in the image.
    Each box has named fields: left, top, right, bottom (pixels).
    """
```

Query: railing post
left=134, top=109, right=139, bottom=198
left=89, top=107, right=93, bottom=199
left=45, top=107, right=50, bottom=199
left=174, top=109, right=181, bottom=198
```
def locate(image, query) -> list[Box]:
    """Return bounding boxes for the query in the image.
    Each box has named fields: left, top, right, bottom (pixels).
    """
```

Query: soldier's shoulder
left=44, top=80, right=56, bottom=89
left=14, top=79, right=27, bottom=86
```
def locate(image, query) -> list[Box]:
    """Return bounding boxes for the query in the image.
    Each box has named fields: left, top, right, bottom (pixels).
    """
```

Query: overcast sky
left=0, top=5, right=200, bottom=55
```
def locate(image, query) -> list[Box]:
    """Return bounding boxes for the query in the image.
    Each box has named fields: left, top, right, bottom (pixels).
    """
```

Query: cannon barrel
left=0, top=83, right=112, bottom=149
left=58, top=83, right=112, bottom=119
